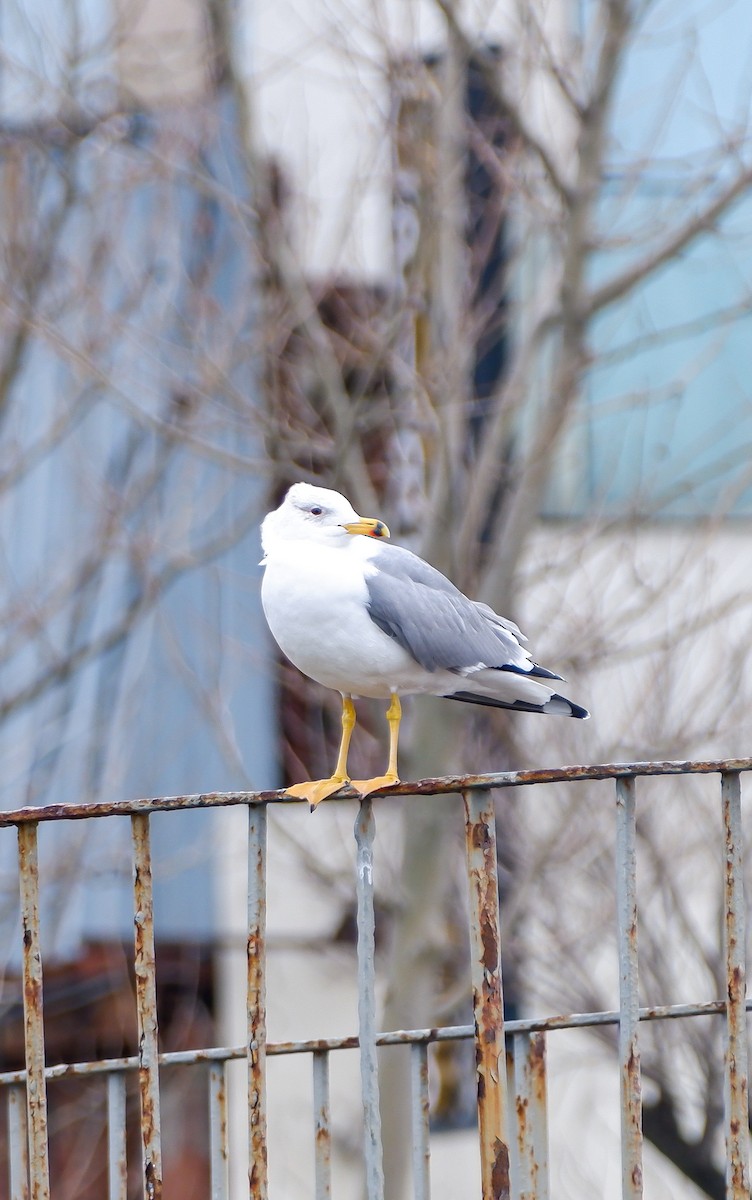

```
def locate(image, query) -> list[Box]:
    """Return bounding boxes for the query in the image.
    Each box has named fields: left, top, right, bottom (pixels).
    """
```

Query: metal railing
left=1, top=757, right=751, bottom=1200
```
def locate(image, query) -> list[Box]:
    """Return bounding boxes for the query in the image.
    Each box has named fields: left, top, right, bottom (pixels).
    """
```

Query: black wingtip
left=499, top=662, right=564, bottom=681
left=445, top=690, right=590, bottom=718
left=530, top=663, right=564, bottom=682
left=547, top=692, right=590, bottom=719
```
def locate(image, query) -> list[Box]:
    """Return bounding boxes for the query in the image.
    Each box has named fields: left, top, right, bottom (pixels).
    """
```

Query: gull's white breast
left=261, top=540, right=423, bottom=698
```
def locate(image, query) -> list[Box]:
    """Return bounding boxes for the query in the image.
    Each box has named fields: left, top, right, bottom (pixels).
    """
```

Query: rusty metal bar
left=312, top=1050, right=332, bottom=1200
left=107, top=1072, right=128, bottom=1200
left=721, top=771, right=751, bottom=1198
left=132, top=813, right=163, bottom=1200
left=410, top=1041, right=431, bottom=1200
left=209, top=1062, right=229, bottom=1200
left=354, top=797, right=384, bottom=1200
left=463, top=787, right=511, bottom=1200
left=17, top=822, right=50, bottom=1200
left=1, top=759, right=752, bottom=825
left=512, top=1032, right=549, bottom=1200
left=507, top=1044, right=519, bottom=1195
left=248, top=802, right=268, bottom=1199
left=8, top=1083, right=30, bottom=1200
left=615, top=777, right=643, bottom=1198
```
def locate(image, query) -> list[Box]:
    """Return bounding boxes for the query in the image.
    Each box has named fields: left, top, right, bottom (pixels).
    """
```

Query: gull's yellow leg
left=352, top=693, right=401, bottom=797
left=333, top=695, right=357, bottom=779
left=286, top=696, right=356, bottom=810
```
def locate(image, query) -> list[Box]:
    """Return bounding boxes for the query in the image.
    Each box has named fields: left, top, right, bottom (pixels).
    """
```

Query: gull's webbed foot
left=350, top=772, right=400, bottom=798
left=285, top=777, right=350, bottom=811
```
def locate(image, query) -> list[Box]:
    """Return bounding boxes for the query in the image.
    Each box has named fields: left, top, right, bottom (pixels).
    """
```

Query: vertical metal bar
left=312, top=1050, right=332, bottom=1200
left=463, top=787, right=511, bottom=1200
left=410, top=1042, right=431, bottom=1200
left=512, top=1032, right=549, bottom=1200
left=248, top=803, right=268, bottom=1200
left=209, top=1062, right=229, bottom=1200
left=132, top=813, right=163, bottom=1200
left=507, top=1044, right=519, bottom=1196
left=615, top=777, right=643, bottom=1199
left=721, top=770, right=750, bottom=1199
left=354, top=797, right=384, bottom=1200
left=107, top=1072, right=128, bottom=1200
left=8, top=1083, right=30, bottom=1200
left=17, top=822, right=50, bottom=1200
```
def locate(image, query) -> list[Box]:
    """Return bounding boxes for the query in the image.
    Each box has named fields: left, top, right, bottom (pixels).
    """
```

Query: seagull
left=261, top=482, right=589, bottom=808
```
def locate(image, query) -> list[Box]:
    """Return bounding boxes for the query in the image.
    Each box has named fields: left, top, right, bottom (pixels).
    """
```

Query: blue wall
left=0, top=93, right=277, bottom=956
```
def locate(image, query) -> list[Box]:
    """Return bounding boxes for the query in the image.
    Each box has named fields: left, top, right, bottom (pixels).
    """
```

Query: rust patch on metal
left=144, top=1159, right=162, bottom=1199
left=728, top=963, right=744, bottom=1003
left=490, top=1137, right=511, bottom=1199
left=516, top=1093, right=528, bottom=1143
left=480, top=907, right=499, bottom=974
left=529, top=1033, right=547, bottom=1107
left=250, top=1152, right=268, bottom=1192
left=471, top=822, right=491, bottom=850
left=216, top=1072, right=228, bottom=1161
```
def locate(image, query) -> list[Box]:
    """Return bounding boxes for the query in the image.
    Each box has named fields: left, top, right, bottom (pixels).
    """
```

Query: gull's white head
left=261, top=483, right=390, bottom=554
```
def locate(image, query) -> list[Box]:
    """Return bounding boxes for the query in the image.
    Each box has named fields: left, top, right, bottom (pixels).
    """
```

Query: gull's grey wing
left=364, top=545, right=557, bottom=677
left=471, top=601, right=527, bottom=644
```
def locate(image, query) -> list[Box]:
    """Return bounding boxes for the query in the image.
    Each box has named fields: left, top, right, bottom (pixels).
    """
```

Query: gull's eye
left=310, top=506, right=323, bottom=516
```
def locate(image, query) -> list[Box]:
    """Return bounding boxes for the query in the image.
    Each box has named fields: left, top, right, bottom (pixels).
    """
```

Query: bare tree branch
left=586, top=160, right=752, bottom=317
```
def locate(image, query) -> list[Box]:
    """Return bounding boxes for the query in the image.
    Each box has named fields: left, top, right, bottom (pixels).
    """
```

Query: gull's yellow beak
left=341, top=517, right=390, bottom=539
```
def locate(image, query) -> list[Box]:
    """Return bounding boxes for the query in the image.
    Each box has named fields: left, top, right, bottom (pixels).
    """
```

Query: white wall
left=249, top=0, right=574, bottom=278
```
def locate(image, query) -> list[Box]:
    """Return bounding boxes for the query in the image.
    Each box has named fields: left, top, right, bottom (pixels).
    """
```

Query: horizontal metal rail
left=0, top=996, right=749, bottom=1087
left=0, top=758, right=749, bottom=825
